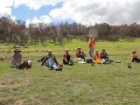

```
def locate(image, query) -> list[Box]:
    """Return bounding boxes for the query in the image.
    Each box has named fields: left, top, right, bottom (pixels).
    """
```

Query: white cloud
left=0, top=0, right=13, bottom=16
left=25, top=15, right=53, bottom=27
left=50, top=0, right=140, bottom=25
left=0, top=0, right=64, bottom=23
left=14, top=0, right=65, bottom=10
left=1, top=0, right=140, bottom=26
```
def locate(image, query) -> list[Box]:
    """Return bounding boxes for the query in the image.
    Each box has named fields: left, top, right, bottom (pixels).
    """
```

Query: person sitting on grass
left=76, top=47, right=86, bottom=62
left=100, top=49, right=112, bottom=64
left=131, top=51, right=140, bottom=63
left=11, top=49, right=22, bottom=68
left=93, top=50, right=101, bottom=64
left=41, top=50, right=62, bottom=70
left=63, top=49, right=73, bottom=65
left=11, top=49, right=32, bottom=69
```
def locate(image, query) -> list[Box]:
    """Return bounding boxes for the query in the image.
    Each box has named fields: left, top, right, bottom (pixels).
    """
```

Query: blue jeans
left=46, top=59, right=58, bottom=70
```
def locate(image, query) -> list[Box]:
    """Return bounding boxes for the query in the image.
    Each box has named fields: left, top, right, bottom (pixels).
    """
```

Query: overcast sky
left=0, top=0, right=140, bottom=26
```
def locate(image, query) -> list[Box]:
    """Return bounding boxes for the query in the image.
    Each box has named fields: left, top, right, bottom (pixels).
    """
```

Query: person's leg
left=46, top=60, right=53, bottom=69
left=101, top=59, right=106, bottom=64
left=11, top=61, right=17, bottom=68
left=67, top=56, right=71, bottom=63
left=138, top=59, right=140, bottom=63
left=53, top=63, right=62, bottom=71
left=135, top=58, right=140, bottom=63
left=89, top=48, right=94, bottom=58
left=131, top=57, right=140, bottom=63
left=80, top=55, right=86, bottom=62
left=63, top=59, right=68, bottom=65
left=16, top=62, right=22, bottom=69
left=132, top=58, right=135, bottom=62
left=69, top=59, right=74, bottom=65
left=52, top=63, right=58, bottom=70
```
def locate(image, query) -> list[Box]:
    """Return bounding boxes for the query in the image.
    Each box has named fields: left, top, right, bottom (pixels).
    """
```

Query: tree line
left=0, top=16, right=140, bottom=46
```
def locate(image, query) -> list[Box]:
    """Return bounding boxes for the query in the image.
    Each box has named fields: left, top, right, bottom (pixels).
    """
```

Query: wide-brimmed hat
left=14, top=49, right=21, bottom=52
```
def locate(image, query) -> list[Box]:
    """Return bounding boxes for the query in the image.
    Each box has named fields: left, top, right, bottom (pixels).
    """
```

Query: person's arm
left=131, top=54, right=134, bottom=62
left=105, top=52, right=108, bottom=58
left=53, top=56, right=58, bottom=65
left=19, top=54, right=22, bottom=63
left=40, top=56, right=45, bottom=62
left=76, top=50, right=79, bottom=57
left=41, top=56, right=48, bottom=65
left=63, top=54, right=66, bottom=59
left=82, top=51, right=86, bottom=57
left=100, top=53, right=103, bottom=59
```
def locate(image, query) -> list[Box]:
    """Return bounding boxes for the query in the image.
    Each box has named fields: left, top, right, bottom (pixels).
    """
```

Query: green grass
left=0, top=39, right=140, bottom=105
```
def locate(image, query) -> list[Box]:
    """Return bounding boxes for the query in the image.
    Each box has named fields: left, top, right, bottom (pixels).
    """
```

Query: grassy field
left=0, top=39, right=140, bottom=105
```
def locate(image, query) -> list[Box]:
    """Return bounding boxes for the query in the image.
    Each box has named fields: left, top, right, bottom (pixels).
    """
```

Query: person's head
left=65, top=49, right=69, bottom=53
left=77, top=47, right=81, bottom=51
left=95, top=49, right=99, bottom=54
left=132, top=50, right=137, bottom=54
left=89, top=35, right=93, bottom=38
left=89, top=35, right=94, bottom=40
left=48, top=50, right=52, bottom=56
left=14, top=49, right=21, bottom=54
left=102, top=49, right=106, bottom=53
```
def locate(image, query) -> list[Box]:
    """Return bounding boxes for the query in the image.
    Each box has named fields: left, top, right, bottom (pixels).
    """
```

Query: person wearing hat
left=131, top=51, right=140, bottom=63
left=63, top=49, right=73, bottom=65
left=76, top=47, right=86, bottom=62
left=88, top=35, right=96, bottom=59
left=41, top=50, right=62, bottom=70
left=11, top=49, right=22, bottom=68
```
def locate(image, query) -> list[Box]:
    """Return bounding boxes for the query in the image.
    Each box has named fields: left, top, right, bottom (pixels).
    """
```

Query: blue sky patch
left=12, top=2, right=63, bottom=21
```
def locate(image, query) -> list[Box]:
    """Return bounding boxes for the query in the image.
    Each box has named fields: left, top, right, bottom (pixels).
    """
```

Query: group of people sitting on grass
left=76, top=47, right=113, bottom=64
left=10, top=48, right=112, bottom=70
left=10, top=35, right=140, bottom=70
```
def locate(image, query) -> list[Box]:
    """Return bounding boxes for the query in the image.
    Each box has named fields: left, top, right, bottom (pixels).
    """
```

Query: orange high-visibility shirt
left=88, top=39, right=96, bottom=48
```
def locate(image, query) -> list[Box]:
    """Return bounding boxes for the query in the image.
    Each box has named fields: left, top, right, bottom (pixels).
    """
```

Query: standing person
left=88, top=35, right=96, bottom=58
left=131, top=51, right=140, bottom=63
left=63, top=49, right=73, bottom=65
left=41, top=50, right=62, bottom=70
left=11, top=49, right=22, bottom=68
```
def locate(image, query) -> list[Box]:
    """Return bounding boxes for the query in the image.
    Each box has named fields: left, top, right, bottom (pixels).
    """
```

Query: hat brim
left=14, top=49, right=21, bottom=52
